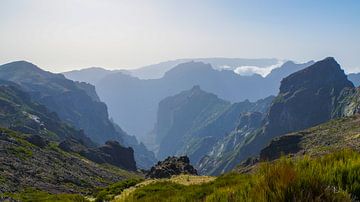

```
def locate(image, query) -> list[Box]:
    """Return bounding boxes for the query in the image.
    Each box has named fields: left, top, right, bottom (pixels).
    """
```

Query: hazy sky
left=0, top=0, right=359, bottom=73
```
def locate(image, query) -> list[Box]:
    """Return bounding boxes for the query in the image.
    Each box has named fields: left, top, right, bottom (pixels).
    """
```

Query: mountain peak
left=280, top=57, right=353, bottom=93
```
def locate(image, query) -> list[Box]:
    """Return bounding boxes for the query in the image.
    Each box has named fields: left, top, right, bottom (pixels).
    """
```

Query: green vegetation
left=123, top=149, right=360, bottom=202
left=94, top=179, right=143, bottom=202
left=1, top=189, right=88, bottom=202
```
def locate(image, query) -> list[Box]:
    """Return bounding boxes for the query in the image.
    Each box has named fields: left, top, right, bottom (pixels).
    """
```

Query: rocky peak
left=264, top=57, right=354, bottom=137
left=280, top=57, right=353, bottom=93
left=146, top=156, right=197, bottom=179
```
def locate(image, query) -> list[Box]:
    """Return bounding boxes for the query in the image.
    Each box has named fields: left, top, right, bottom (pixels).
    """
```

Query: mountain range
left=64, top=60, right=315, bottom=145
left=1, top=56, right=360, bottom=200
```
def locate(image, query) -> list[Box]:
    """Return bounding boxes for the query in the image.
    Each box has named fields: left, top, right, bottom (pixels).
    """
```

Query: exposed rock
left=264, top=57, right=354, bottom=138
left=0, top=128, right=135, bottom=194
left=26, top=134, right=48, bottom=148
left=146, top=156, right=197, bottom=179
left=59, top=139, right=137, bottom=171
left=99, top=141, right=137, bottom=171
left=260, top=134, right=303, bottom=161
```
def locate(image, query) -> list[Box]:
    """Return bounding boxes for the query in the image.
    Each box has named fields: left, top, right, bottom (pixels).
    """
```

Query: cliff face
left=155, top=85, right=230, bottom=159
left=263, top=57, right=354, bottom=138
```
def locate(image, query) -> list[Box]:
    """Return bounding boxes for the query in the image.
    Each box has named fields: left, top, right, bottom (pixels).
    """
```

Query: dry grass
left=113, top=175, right=215, bottom=202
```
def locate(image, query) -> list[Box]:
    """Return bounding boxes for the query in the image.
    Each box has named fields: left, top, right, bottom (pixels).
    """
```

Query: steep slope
left=0, top=128, right=139, bottom=195
left=0, top=80, right=91, bottom=144
left=96, top=60, right=312, bottom=142
left=154, top=86, right=230, bottom=159
left=0, top=81, right=140, bottom=171
left=206, top=57, right=355, bottom=175
left=260, top=114, right=360, bottom=161
left=0, top=61, right=156, bottom=168
left=153, top=86, right=274, bottom=170
left=0, top=61, right=122, bottom=144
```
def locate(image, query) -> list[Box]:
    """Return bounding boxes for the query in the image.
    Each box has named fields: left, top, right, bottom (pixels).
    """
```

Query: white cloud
left=219, top=60, right=286, bottom=77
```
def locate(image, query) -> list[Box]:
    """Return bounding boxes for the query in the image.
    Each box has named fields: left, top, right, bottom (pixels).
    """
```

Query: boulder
left=146, top=156, right=197, bottom=179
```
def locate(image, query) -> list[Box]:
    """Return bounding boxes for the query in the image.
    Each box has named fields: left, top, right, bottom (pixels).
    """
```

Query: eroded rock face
left=146, top=156, right=197, bottom=178
left=26, top=134, right=48, bottom=148
left=260, top=134, right=303, bottom=161
left=59, top=139, right=137, bottom=171
left=264, top=57, right=354, bottom=138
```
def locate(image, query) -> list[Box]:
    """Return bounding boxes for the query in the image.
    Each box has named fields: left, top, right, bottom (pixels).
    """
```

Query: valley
left=0, top=57, right=359, bottom=201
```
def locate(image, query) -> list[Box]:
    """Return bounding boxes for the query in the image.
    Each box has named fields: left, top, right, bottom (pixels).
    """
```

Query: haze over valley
left=1, top=1, right=360, bottom=201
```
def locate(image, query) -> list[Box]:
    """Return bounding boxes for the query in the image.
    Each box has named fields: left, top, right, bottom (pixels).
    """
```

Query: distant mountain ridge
left=80, top=60, right=313, bottom=144
left=64, top=58, right=282, bottom=81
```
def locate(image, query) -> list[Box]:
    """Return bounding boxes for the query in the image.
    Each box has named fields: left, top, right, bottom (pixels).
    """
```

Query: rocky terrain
left=59, top=139, right=137, bottom=171
left=146, top=156, right=198, bottom=179
left=260, top=114, right=360, bottom=161
left=0, top=128, right=138, bottom=194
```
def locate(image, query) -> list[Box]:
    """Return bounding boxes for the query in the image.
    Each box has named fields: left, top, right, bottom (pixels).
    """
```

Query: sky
left=0, top=0, right=359, bottom=73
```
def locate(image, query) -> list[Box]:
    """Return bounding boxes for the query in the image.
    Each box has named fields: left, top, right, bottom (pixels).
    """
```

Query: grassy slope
left=118, top=116, right=360, bottom=202
left=120, top=150, right=360, bottom=202
left=0, top=128, right=141, bottom=199
left=114, top=175, right=216, bottom=202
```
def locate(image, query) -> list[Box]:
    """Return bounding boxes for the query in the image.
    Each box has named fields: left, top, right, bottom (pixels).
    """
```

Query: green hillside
left=118, top=115, right=360, bottom=201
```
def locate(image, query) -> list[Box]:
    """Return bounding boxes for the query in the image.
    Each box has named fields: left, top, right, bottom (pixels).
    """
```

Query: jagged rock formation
left=59, top=139, right=137, bottom=171
left=263, top=57, right=354, bottom=137
left=146, top=156, right=197, bottom=178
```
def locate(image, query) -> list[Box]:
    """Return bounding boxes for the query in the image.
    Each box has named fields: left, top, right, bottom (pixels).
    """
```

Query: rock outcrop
left=146, top=156, right=197, bottom=179
left=59, top=139, right=137, bottom=171
left=263, top=57, right=354, bottom=138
